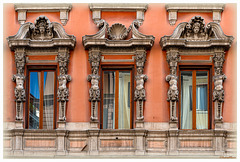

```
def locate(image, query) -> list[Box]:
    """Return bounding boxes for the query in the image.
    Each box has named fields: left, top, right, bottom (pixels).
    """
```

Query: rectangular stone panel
left=227, top=141, right=236, bottom=149
left=4, top=140, right=11, bottom=148
left=100, top=139, right=133, bottom=148
left=180, top=140, right=212, bottom=148
left=147, top=141, right=165, bottom=149
left=25, top=139, right=55, bottom=148
left=69, top=140, right=86, bottom=148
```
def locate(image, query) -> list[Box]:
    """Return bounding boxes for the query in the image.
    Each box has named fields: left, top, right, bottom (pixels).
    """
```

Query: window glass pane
left=118, top=71, right=131, bottom=129
left=196, top=71, right=208, bottom=129
left=43, top=72, right=55, bottom=129
left=103, top=71, right=115, bottom=129
left=181, top=71, right=192, bottom=129
left=29, top=72, right=40, bottom=129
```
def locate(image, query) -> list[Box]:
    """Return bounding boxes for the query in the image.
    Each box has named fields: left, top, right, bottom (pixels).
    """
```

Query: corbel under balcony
left=14, top=3, right=72, bottom=25
left=89, top=3, right=148, bottom=24
left=165, top=3, right=225, bottom=25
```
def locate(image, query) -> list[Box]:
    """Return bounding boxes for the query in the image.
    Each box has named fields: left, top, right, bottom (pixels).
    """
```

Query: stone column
left=214, top=130, right=226, bottom=156
left=166, top=48, right=180, bottom=130
left=87, top=48, right=101, bottom=128
left=212, top=48, right=226, bottom=130
left=134, top=49, right=147, bottom=129
left=12, top=48, right=26, bottom=129
left=57, top=47, right=71, bottom=129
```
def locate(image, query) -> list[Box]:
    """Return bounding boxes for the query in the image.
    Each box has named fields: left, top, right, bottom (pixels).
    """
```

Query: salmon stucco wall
left=3, top=3, right=237, bottom=125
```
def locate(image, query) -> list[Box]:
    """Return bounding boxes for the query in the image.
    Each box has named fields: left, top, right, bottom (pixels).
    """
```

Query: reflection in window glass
left=103, top=71, right=115, bottom=129
left=43, top=72, right=55, bottom=129
left=196, top=71, right=208, bottom=129
left=181, top=71, right=192, bottom=129
left=29, top=72, right=40, bottom=129
left=118, top=71, right=131, bottom=129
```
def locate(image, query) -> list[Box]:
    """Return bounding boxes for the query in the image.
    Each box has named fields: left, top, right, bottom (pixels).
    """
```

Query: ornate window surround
left=14, top=3, right=72, bottom=25
left=160, top=16, right=233, bottom=130
left=165, top=3, right=225, bottom=25
left=83, top=9, right=154, bottom=129
left=7, top=15, right=76, bottom=129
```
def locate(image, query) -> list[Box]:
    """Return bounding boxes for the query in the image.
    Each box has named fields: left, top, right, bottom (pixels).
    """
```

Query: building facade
left=3, top=3, right=237, bottom=158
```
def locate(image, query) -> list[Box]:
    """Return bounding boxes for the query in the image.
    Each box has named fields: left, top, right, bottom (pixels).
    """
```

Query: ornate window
left=83, top=17, right=154, bottom=128
left=7, top=16, right=76, bottom=129
left=160, top=16, right=233, bottom=130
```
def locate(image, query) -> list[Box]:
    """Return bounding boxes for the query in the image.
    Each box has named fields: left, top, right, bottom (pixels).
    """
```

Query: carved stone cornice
left=14, top=3, right=72, bottom=25
left=165, top=3, right=225, bottom=25
left=7, top=15, right=76, bottom=50
left=160, top=16, right=233, bottom=50
left=83, top=19, right=154, bottom=50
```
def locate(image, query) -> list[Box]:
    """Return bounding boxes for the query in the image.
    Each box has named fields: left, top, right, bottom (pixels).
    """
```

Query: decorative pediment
left=7, top=16, right=76, bottom=50
left=160, top=16, right=234, bottom=50
left=82, top=19, right=155, bottom=49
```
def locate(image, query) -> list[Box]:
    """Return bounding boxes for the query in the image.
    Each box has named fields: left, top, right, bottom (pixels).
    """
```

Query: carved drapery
left=83, top=19, right=154, bottom=128
left=160, top=16, right=233, bottom=129
left=7, top=16, right=76, bottom=127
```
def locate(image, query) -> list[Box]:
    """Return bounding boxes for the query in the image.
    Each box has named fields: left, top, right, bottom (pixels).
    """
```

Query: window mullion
left=39, top=71, right=44, bottom=129
left=192, top=70, right=196, bottom=130
left=115, top=70, right=119, bottom=129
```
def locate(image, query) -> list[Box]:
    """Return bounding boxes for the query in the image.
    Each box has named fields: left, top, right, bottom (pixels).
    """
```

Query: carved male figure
left=57, top=74, right=71, bottom=101
left=12, top=74, right=26, bottom=102
left=213, top=74, right=226, bottom=102
left=134, top=74, right=148, bottom=101
left=87, top=73, right=100, bottom=101
left=166, top=74, right=179, bottom=101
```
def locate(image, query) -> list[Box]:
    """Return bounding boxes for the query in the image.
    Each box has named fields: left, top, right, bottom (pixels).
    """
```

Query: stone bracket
left=14, top=3, right=72, bottom=25
left=165, top=3, right=225, bottom=25
left=89, top=3, right=148, bottom=24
